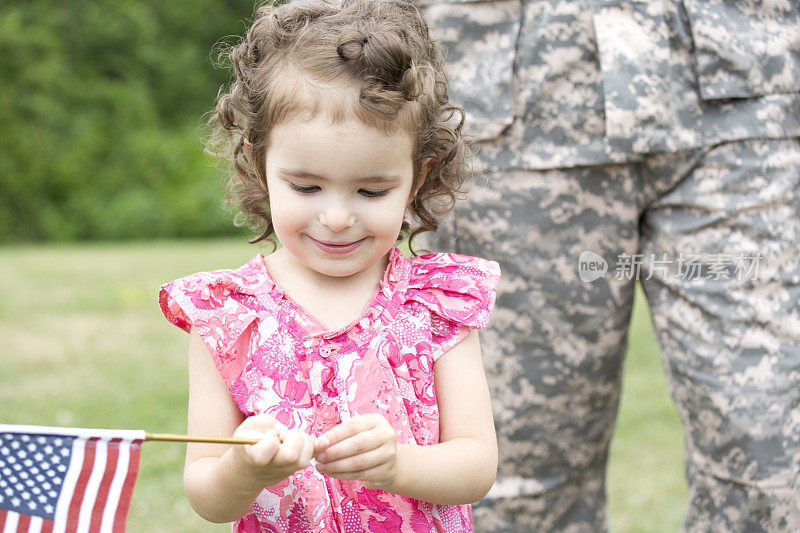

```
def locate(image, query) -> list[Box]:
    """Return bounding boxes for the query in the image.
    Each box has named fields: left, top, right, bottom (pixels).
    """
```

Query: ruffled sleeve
left=159, top=267, right=264, bottom=386
left=405, top=252, right=501, bottom=359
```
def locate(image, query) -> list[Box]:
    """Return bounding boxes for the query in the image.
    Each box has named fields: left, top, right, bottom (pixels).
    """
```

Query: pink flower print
left=311, top=401, right=341, bottom=434
left=347, top=358, right=405, bottom=420
left=356, top=488, right=388, bottom=513
left=371, top=333, right=403, bottom=370
left=411, top=342, right=433, bottom=369
left=267, top=398, right=304, bottom=429
left=230, top=380, right=251, bottom=411
left=404, top=398, right=439, bottom=444
left=284, top=500, right=315, bottom=532
left=274, top=375, right=313, bottom=408
left=367, top=508, right=403, bottom=532
left=264, top=477, right=291, bottom=496
left=235, top=515, right=280, bottom=532
left=201, top=312, right=250, bottom=356
left=409, top=506, right=436, bottom=533
left=321, top=361, right=339, bottom=397
left=187, top=280, right=229, bottom=310
left=426, top=291, right=481, bottom=324
left=355, top=490, right=404, bottom=532
left=403, top=352, right=436, bottom=405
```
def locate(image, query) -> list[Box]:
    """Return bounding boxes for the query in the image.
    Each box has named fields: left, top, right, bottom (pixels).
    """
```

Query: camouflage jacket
left=422, top=0, right=800, bottom=170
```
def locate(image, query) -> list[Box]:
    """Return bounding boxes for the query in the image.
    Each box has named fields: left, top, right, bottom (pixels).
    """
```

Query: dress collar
left=249, top=247, right=410, bottom=341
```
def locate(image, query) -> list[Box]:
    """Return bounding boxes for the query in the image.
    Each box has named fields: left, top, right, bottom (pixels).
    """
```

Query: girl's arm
left=183, top=327, right=316, bottom=523
left=315, top=329, right=497, bottom=504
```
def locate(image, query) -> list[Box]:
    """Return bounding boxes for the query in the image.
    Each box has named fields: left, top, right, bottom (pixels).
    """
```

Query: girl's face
left=264, top=115, right=419, bottom=280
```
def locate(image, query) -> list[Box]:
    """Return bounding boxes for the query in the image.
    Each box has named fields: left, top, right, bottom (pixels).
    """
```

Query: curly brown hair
left=208, top=0, right=476, bottom=251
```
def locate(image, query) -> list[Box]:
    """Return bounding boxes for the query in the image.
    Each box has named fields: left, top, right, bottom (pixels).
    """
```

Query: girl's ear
left=244, top=139, right=253, bottom=158
left=412, top=157, right=435, bottom=199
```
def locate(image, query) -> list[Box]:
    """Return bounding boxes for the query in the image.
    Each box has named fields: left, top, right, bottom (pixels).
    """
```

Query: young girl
left=159, top=0, right=500, bottom=530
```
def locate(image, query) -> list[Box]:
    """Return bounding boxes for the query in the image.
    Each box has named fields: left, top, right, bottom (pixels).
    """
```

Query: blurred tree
left=0, top=0, right=256, bottom=241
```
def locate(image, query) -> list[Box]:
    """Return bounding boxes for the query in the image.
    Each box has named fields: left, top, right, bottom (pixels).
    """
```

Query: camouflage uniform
left=421, top=0, right=800, bottom=531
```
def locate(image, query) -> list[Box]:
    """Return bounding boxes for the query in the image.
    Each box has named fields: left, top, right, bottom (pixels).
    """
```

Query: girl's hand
left=314, top=413, right=399, bottom=490
left=229, top=414, right=316, bottom=491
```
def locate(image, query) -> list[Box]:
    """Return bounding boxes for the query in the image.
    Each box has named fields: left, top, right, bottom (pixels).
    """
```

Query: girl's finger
left=273, top=430, right=312, bottom=467
left=317, top=427, right=383, bottom=463
left=313, top=435, right=330, bottom=457
left=316, top=445, right=387, bottom=475
left=247, top=429, right=281, bottom=465
left=298, top=433, right=316, bottom=466
left=319, top=414, right=378, bottom=448
left=236, top=428, right=266, bottom=440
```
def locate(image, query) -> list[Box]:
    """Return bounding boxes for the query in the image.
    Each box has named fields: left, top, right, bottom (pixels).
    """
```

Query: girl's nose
left=318, top=203, right=356, bottom=232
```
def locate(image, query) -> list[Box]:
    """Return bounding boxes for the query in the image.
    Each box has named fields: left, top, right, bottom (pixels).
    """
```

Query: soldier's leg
left=639, top=138, right=800, bottom=531
left=430, top=165, right=640, bottom=532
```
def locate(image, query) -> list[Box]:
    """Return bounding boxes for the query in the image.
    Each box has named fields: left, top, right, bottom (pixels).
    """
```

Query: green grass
left=0, top=240, right=687, bottom=531
left=607, top=284, right=688, bottom=532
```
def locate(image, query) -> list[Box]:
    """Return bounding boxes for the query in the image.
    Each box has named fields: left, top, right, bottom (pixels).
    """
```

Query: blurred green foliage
left=0, top=0, right=257, bottom=241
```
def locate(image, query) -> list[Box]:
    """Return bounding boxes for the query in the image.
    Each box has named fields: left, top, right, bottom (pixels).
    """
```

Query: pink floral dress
left=159, top=247, right=500, bottom=532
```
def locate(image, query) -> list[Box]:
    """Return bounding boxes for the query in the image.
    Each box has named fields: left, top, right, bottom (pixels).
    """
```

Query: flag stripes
left=0, top=425, right=144, bottom=533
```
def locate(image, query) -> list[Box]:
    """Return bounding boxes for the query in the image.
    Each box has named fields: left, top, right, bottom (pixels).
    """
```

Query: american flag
left=0, top=425, right=145, bottom=533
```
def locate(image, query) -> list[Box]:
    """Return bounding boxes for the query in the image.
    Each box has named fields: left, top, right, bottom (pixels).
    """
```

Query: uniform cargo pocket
left=681, top=0, right=800, bottom=100
left=421, top=0, right=520, bottom=140
left=592, top=0, right=702, bottom=153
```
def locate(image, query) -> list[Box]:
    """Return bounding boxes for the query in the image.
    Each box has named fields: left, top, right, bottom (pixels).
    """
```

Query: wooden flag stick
left=145, top=432, right=260, bottom=445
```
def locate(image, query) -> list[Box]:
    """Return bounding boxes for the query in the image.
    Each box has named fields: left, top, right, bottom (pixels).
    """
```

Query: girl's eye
left=289, top=183, right=319, bottom=194
left=359, top=189, right=390, bottom=198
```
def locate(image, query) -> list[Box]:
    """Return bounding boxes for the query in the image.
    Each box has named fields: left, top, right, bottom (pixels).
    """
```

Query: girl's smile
left=263, top=114, right=423, bottom=281
left=308, top=236, right=367, bottom=255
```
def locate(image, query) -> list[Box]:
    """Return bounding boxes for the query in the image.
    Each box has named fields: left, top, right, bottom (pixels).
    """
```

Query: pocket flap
left=423, top=0, right=520, bottom=140
left=593, top=1, right=702, bottom=153
left=682, top=0, right=800, bottom=100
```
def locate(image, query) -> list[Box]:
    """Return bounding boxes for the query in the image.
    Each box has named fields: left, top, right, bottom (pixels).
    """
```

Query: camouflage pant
left=430, top=138, right=800, bottom=532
